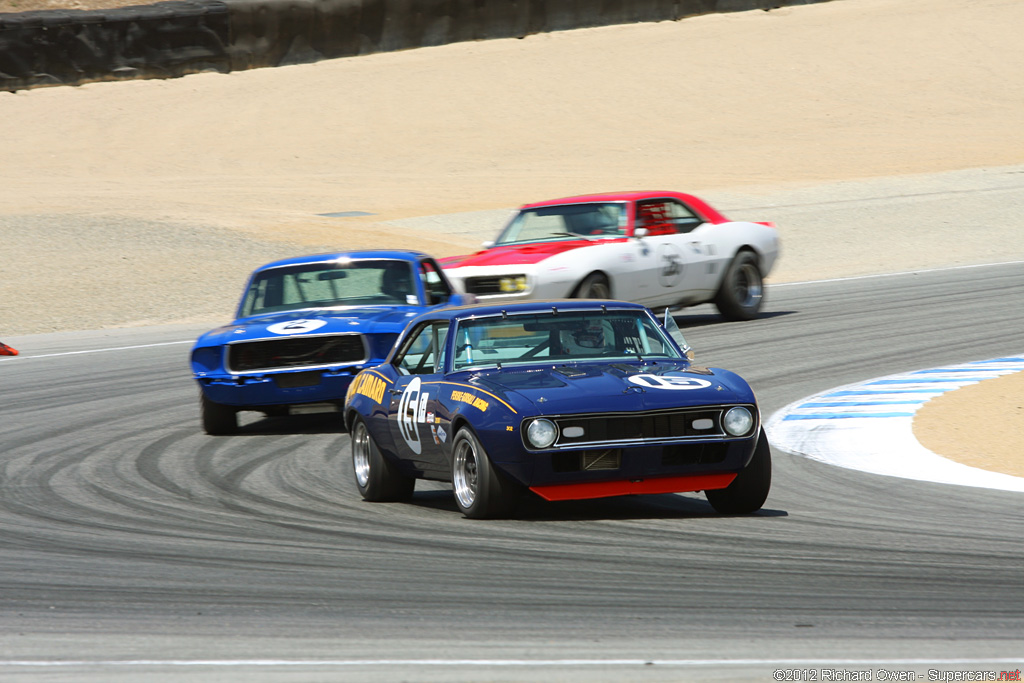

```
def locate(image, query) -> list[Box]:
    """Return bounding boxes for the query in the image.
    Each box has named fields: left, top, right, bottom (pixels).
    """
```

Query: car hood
left=462, top=361, right=756, bottom=414
left=441, top=239, right=625, bottom=269
left=194, top=307, right=421, bottom=348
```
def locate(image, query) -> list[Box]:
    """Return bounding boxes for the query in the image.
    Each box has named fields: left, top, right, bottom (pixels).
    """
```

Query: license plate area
left=273, top=371, right=321, bottom=388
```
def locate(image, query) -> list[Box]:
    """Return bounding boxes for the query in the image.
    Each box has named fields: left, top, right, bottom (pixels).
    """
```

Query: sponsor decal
left=398, top=377, right=430, bottom=455
left=628, top=373, right=712, bottom=390
left=450, top=389, right=489, bottom=412
left=266, top=319, right=327, bottom=335
left=430, top=423, right=449, bottom=445
left=350, top=373, right=388, bottom=404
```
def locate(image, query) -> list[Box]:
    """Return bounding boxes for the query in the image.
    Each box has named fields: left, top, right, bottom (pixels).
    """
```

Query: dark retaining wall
left=0, top=0, right=832, bottom=91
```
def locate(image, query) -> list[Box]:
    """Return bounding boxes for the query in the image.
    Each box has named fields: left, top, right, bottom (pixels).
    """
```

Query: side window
left=636, top=202, right=677, bottom=236
left=419, top=259, right=453, bottom=305
left=395, top=323, right=448, bottom=375
left=636, top=200, right=702, bottom=235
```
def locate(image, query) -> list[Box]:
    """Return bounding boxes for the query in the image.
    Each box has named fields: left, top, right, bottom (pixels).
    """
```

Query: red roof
left=519, top=191, right=729, bottom=224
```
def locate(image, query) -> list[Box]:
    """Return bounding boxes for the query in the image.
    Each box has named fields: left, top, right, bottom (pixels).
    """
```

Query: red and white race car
left=440, top=191, right=780, bottom=320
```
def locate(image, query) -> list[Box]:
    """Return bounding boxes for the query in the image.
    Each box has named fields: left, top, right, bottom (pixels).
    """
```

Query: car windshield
left=493, top=202, right=627, bottom=245
left=239, top=259, right=418, bottom=317
left=451, top=308, right=683, bottom=371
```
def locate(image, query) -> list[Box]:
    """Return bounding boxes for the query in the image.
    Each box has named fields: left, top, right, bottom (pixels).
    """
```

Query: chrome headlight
left=722, top=407, right=754, bottom=437
left=526, top=418, right=558, bottom=448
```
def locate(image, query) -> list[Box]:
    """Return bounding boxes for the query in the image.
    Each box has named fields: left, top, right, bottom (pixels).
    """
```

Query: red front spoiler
left=530, top=472, right=736, bottom=502
left=0, top=342, right=18, bottom=356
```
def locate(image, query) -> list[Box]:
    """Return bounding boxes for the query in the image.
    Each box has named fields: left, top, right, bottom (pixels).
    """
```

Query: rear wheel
left=714, top=251, right=764, bottom=320
left=201, top=393, right=237, bottom=435
left=574, top=272, right=611, bottom=299
left=705, top=427, right=771, bottom=514
left=351, top=417, right=415, bottom=502
left=451, top=428, right=522, bottom=519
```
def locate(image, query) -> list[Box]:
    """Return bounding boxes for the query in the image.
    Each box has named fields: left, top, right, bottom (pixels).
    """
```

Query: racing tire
left=574, top=272, right=611, bottom=300
left=451, top=427, right=523, bottom=519
left=201, top=393, right=238, bottom=435
left=713, top=251, right=764, bottom=321
left=705, top=427, right=772, bottom=514
left=350, top=417, right=415, bottom=502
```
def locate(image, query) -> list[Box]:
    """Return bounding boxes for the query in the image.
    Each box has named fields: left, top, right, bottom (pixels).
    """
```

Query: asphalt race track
left=1, top=261, right=1022, bottom=681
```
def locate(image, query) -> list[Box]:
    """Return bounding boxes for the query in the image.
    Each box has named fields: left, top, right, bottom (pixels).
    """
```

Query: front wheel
left=714, top=251, right=764, bottom=321
left=451, top=428, right=522, bottom=519
left=705, top=427, right=771, bottom=514
left=574, top=272, right=611, bottom=299
left=201, top=392, right=237, bottom=435
left=351, top=417, right=415, bottom=502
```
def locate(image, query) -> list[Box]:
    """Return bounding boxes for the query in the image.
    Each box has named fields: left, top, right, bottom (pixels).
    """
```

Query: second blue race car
left=191, top=250, right=469, bottom=434
left=344, top=299, right=771, bottom=518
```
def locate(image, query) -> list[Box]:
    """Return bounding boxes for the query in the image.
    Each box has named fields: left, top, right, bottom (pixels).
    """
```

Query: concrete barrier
left=1, top=0, right=833, bottom=91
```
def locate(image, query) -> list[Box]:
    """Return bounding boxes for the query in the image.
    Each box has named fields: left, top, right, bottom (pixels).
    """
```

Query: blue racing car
left=191, top=250, right=469, bottom=434
left=344, top=299, right=771, bottom=518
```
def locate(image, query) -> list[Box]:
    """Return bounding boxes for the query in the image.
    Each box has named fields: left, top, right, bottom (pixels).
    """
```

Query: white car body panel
left=444, top=218, right=779, bottom=310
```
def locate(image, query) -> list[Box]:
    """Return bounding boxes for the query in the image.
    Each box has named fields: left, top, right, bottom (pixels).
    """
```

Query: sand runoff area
left=1, top=0, right=1022, bottom=483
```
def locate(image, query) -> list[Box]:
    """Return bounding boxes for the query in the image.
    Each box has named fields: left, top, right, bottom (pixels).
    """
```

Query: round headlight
left=526, top=419, right=558, bottom=449
left=722, top=407, right=754, bottom=437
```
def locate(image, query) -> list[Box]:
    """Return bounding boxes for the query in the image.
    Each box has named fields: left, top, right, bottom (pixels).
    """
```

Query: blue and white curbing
left=765, top=356, right=1024, bottom=493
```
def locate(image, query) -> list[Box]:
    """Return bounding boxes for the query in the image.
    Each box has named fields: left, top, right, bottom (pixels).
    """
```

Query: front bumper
left=492, top=435, right=758, bottom=500
left=197, top=367, right=362, bottom=408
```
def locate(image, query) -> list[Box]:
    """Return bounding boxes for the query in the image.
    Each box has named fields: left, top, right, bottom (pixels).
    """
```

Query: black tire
left=574, top=272, right=611, bottom=299
left=451, top=427, right=522, bottom=519
left=705, top=427, right=772, bottom=514
left=350, top=417, right=415, bottom=502
left=713, top=251, right=764, bottom=321
left=201, top=392, right=238, bottom=435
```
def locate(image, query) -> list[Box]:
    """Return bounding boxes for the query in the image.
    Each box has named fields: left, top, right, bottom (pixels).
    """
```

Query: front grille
left=464, top=276, right=507, bottom=295
left=662, top=442, right=728, bottom=466
left=228, top=334, right=365, bottom=372
left=552, top=408, right=725, bottom=447
left=552, top=449, right=622, bottom=473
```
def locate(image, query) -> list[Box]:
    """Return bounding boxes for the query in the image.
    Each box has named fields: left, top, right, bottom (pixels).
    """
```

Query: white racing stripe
left=766, top=356, right=1024, bottom=492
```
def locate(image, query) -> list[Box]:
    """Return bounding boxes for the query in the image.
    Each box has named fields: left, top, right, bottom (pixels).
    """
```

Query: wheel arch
left=569, top=269, right=613, bottom=298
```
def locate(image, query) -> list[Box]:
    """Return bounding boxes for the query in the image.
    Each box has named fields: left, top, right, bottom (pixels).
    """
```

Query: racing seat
left=637, top=203, right=675, bottom=236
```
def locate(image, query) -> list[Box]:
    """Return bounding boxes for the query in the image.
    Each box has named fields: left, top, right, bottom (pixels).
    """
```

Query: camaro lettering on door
left=398, top=377, right=430, bottom=454
left=351, top=373, right=387, bottom=404
left=450, top=390, right=489, bottom=412
left=628, top=374, right=713, bottom=390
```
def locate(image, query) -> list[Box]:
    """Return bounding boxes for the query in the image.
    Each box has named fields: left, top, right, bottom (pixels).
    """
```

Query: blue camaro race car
left=191, top=250, right=469, bottom=435
left=344, top=300, right=771, bottom=518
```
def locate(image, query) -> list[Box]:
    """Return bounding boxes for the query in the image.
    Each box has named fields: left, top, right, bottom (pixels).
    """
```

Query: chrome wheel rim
left=352, top=421, right=371, bottom=488
left=734, top=263, right=763, bottom=310
left=452, top=437, right=478, bottom=509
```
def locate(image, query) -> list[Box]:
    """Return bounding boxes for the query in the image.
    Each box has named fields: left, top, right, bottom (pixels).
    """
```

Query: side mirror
left=663, top=309, right=694, bottom=360
left=481, top=240, right=494, bottom=249
left=633, top=227, right=648, bottom=239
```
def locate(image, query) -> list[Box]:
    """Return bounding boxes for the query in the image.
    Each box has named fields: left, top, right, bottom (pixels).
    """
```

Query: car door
left=632, top=199, right=714, bottom=307
left=385, top=321, right=451, bottom=477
